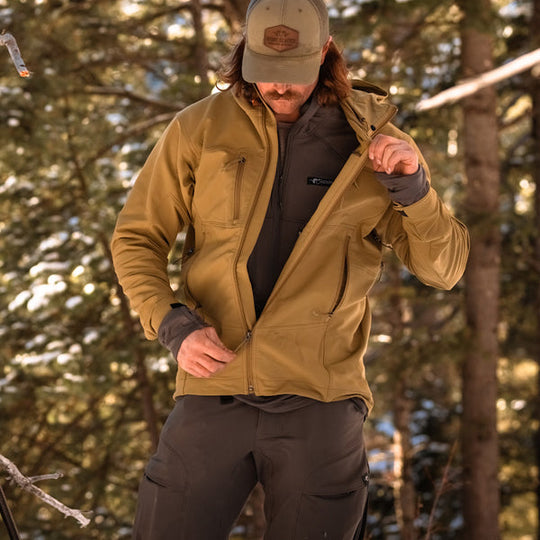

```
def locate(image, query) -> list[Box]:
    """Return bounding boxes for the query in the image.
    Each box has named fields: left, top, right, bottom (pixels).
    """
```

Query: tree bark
left=457, top=1, right=501, bottom=538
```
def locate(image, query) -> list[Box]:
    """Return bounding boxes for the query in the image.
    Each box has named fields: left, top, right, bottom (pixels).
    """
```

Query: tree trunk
left=246, top=483, right=266, bottom=540
left=190, top=0, right=212, bottom=97
left=531, top=0, right=540, bottom=536
left=457, top=1, right=501, bottom=538
left=387, top=261, right=418, bottom=540
left=223, top=0, right=251, bottom=26
left=393, top=378, right=417, bottom=540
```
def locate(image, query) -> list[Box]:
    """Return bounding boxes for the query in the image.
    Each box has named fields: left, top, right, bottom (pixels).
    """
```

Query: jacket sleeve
left=376, top=131, right=470, bottom=290
left=380, top=189, right=470, bottom=290
left=110, top=115, right=195, bottom=339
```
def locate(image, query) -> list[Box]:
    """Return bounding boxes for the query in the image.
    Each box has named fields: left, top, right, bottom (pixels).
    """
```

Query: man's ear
left=320, top=36, right=333, bottom=65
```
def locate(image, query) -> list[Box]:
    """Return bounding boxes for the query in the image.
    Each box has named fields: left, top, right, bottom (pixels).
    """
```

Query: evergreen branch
left=0, top=454, right=91, bottom=528
left=82, top=111, right=178, bottom=168
left=82, top=85, right=183, bottom=110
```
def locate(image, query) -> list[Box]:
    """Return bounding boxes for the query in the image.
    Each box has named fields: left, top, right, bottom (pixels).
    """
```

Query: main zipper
left=231, top=105, right=274, bottom=394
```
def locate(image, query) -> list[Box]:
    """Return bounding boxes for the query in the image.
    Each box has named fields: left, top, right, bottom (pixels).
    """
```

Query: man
left=111, top=0, right=470, bottom=537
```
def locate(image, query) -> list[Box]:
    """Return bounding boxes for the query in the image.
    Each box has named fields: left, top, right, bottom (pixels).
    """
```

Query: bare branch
left=0, top=453, right=91, bottom=528
left=417, top=48, right=540, bottom=111
left=0, top=32, right=30, bottom=77
left=28, top=473, right=64, bottom=483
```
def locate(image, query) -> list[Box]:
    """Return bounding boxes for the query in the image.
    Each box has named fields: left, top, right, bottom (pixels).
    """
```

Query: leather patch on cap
left=264, top=25, right=299, bottom=52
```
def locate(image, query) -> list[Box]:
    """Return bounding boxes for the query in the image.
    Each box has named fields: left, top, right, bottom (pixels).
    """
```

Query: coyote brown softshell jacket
left=111, top=83, right=470, bottom=412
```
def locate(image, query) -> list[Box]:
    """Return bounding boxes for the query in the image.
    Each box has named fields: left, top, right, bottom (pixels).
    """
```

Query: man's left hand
left=368, top=134, right=418, bottom=176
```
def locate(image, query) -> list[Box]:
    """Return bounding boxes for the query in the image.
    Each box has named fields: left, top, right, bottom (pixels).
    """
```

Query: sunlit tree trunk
left=393, top=378, right=417, bottom=540
left=387, top=261, right=418, bottom=540
left=246, top=483, right=266, bottom=540
left=457, top=1, right=501, bottom=538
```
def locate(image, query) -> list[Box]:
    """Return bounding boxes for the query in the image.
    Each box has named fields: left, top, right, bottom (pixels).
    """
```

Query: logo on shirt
left=308, top=177, right=334, bottom=187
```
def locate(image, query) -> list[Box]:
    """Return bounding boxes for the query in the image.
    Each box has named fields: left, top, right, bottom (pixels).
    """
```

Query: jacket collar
left=230, top=79, right=396, bottom=134
left=340, top=81, right=397, bottom=148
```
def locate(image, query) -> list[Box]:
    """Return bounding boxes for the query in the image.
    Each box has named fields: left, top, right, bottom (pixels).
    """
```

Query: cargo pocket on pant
left=294, top=473, right=369, bottom=539
left=133, top=455, right=189, bottom=539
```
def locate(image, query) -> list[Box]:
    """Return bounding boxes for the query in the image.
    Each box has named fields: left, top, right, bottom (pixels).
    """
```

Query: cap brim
left=242, top=47, right=322, bottom=85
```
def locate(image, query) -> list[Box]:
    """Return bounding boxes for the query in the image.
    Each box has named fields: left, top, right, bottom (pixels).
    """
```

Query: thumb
left=205, top=327, right=236, bottom=356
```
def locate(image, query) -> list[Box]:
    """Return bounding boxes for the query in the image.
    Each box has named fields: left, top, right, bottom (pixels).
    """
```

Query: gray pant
left=133, top=395, right=369, bottom=539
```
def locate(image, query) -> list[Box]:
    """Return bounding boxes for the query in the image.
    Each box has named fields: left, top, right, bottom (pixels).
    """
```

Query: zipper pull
left=234, top=330, right=253, bottom=353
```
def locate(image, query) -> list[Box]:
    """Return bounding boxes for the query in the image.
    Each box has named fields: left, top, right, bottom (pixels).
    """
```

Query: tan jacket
left=111, top=85, right=469, bottom=411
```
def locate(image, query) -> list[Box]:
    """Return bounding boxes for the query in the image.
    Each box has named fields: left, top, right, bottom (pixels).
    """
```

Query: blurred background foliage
left=0, top=0, right=538, bottom=538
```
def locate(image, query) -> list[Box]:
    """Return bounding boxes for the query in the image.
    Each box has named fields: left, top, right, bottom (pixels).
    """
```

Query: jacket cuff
left=158, top=304, right=210, bottom=361
left=375, top=165, right=430, bottom=206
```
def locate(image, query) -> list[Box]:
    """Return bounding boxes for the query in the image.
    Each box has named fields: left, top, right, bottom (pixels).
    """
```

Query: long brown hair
left=216, top=37, right=352, bottom=106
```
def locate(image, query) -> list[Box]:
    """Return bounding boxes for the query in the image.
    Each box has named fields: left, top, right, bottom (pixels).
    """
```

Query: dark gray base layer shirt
left=247, top=97, right=360, bottom=318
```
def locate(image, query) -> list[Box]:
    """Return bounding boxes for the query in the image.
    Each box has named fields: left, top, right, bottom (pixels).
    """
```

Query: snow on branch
left=416, top=48, right=540, bottom=111
left=0, top=454, right=91, bottom=528
left=0, top=32, right=30, bottom=77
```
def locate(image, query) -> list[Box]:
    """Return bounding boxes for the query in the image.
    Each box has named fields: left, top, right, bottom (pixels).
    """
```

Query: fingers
left=368, top=134, right=418, bottom=176
left=177, top=326, right=236, bottom=379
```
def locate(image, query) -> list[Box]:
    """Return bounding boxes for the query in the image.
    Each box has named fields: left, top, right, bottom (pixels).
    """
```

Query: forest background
left=0, top=0, right=538, bottom=538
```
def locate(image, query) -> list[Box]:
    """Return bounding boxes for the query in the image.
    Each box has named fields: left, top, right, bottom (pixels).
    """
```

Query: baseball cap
left=242, top=0, right=329, bottom=85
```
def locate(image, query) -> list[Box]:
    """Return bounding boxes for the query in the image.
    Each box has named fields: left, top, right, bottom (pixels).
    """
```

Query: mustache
left=263, top=90, right=303, bottom=101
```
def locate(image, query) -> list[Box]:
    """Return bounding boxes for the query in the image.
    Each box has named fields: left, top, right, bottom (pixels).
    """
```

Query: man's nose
left=273, top=83, right=291, bottom=94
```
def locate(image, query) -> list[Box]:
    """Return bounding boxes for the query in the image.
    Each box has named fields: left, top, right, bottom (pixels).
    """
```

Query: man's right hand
left=177, top=326, right=236, bottom=378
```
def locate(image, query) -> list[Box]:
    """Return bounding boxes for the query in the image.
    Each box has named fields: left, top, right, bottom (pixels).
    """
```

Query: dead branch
left=0, top=453, right=91, bottom=528
left=0, top=32, right=30, bottom=77
left=416, top=48, right=540, bottom=111
left=28, top=473, right=64, bottom=483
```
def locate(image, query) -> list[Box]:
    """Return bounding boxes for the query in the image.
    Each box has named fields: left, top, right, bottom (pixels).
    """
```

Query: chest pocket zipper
left=233, top=156, right=246, bottom=223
